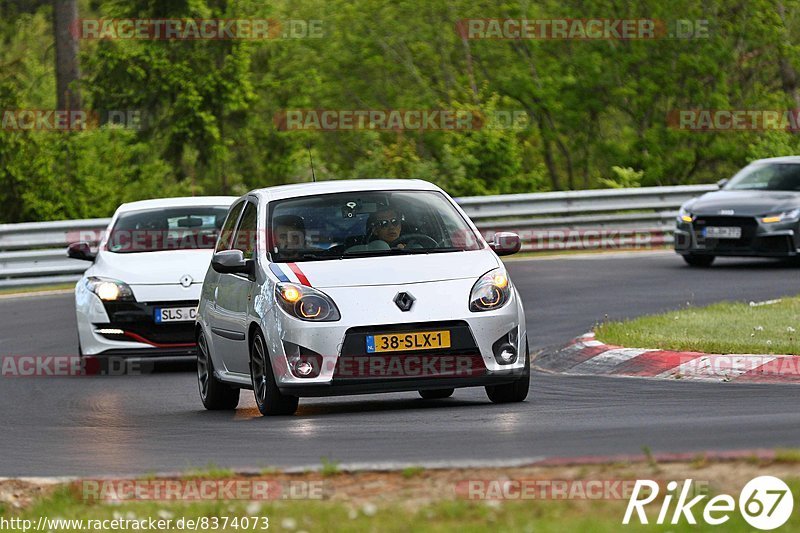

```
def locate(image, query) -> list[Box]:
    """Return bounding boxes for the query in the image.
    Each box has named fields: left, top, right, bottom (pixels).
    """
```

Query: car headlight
left=86, top=277, right=135, bottom=301
left=761, top=208, right=800, bottom=224
left=469, top=267, right=512, bottom=312
left=677, top=205, right=694, bottom=223
left=275, top=283, right=340, bottom=322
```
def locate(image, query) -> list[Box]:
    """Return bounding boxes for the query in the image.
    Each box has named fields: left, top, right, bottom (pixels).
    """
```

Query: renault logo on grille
left=394, top=292, right=415, bottom=312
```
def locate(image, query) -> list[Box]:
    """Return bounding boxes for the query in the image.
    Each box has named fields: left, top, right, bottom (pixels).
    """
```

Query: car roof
left=751, top=156, right=800, bottom=165
left=115, top=196, right=238, bottom=213
left=247, top=179, right=442, bottom=202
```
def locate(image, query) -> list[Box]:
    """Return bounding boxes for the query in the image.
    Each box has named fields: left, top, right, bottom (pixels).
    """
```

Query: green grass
left=320, top=457, right=341, bottom=477
left=182, top=464, right=236, bottom=480
left=401, top=466, right=425, bottom=479
left=596, top=296, right=800, bottom=355
left=7, top=481, right=800, bottom=532
left=0, top=283, right=75, bottom=296
left=775, top=449, right=800, bottom=463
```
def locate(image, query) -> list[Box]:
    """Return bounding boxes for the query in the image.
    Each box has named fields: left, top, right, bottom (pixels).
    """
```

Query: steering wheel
left=394, top=233, right=438, bottom=248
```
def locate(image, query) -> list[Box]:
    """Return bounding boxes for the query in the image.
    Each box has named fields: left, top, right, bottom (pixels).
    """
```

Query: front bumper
left=675, top=215, right=800, bottom=258
left=256, top=278, right=528, bottom=396
left=279, top=373, right=525, bottom=397
left=76, top=281, right=199, bottom=356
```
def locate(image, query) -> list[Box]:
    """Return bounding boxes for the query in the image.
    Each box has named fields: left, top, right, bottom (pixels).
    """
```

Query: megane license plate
left=154, top=306, right=197, bottom=323
left=366, top=330, right=451, bottom=353
left=703, top=226, right=741, bottom=239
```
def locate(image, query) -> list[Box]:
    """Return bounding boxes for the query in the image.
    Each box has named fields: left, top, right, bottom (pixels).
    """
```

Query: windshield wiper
left=273, top=252, right=337, bottom=262
left=341, top=248, right=414, bottom=258
left=407, top=247, right=466, bottom=254
left=341, top=247, right=467, bottom=258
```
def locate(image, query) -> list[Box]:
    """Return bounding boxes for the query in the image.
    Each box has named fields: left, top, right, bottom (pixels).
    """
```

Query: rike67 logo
left=624, top=476, right=793, bottom=530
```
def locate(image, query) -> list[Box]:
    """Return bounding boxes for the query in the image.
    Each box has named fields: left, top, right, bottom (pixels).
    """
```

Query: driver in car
left=273, top=214, right=306, bottom=258
left=367, top=207, right=407, bottom=249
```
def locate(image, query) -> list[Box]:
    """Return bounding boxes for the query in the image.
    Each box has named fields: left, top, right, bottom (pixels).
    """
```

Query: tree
left=52, top=0, right=81, bottom=110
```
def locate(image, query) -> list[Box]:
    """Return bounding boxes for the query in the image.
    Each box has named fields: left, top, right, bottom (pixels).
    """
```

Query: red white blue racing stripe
left=269, top=263, right=311, bottom=286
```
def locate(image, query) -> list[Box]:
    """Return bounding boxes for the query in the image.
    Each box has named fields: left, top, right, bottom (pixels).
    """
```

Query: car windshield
left=725, top=163, right=800, bottom=191
left=268, top=190, right=483, bottom=262
left=106, top=206, right=229, bottom=253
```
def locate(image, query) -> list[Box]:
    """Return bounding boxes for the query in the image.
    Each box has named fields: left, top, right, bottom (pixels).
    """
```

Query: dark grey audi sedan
left=675, top=157, right=800, bottom=267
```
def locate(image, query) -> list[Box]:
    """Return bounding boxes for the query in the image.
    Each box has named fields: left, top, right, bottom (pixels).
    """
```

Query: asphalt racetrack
left=1, top=251, right=798, bottom=477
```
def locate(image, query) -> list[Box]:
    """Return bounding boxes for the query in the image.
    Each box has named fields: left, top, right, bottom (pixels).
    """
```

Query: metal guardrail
left=0, top=185, right=716, bottom=288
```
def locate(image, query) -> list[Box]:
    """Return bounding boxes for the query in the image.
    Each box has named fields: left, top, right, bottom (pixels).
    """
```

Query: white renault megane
left=69, top=196, right=236, bottom=358
left=196, top=179, right=528, bottom=416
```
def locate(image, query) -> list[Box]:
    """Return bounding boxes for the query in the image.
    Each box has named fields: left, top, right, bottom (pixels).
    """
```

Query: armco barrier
left=0, top=185, right=715, bottom=287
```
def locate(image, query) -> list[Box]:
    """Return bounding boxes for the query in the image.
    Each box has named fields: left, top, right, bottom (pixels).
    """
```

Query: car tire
left=485, top=342, right=530, bottom=404
left=683, top=254, right=715, bottom=267
left=418, top=388, right=454, bottom=399
left=197, top=330, right=240, bottom=410
left=250, top=330, right=299, bottom=416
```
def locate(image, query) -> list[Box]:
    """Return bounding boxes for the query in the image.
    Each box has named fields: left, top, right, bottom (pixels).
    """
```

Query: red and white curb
left=535, top=332, right=800, bottom=384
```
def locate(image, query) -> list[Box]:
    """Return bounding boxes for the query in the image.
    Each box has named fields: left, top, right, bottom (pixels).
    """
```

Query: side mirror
left=716, top=178, right=729, bottom=189
left=489, top=232, right=521, bottom=256
left=67, top=242, right=96, bottom=262
left=211, top=249, right=255, bottom=277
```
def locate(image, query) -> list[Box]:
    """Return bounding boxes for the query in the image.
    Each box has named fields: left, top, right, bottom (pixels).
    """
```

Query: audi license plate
left=154, top=306, right=197, bottom=323
left=703, top=226, right=742, bottom=239
left=366, top=330, right=451, bottom=353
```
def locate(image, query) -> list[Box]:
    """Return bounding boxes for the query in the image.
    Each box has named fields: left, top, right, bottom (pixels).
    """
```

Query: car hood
left=687, top=190, right=800, bottom=217
left=277, top=249, right=501, bottom=288
left=90, top=249, right=213, bottom=285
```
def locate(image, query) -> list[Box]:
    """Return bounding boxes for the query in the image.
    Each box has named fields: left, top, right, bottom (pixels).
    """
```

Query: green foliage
left=2, top=0, right=800, bottom=222
left=599, top=166, right=644, bottom=189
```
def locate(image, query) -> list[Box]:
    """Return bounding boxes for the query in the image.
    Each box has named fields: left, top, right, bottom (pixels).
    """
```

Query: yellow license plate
left=367, top=330, right=451, bottom=353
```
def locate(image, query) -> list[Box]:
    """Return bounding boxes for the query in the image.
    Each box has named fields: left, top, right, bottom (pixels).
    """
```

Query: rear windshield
left=268, top=190, right=482, bottom=262
left=107, top=206, right=229, bottom=253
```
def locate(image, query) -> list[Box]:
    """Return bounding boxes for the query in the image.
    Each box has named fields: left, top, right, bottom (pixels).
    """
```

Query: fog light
left=497, top=343, right=517, bottom=364
left=294, top=360, right=314, bottom=376
left=283, top=341, right=323, bottom=378
left=492, top=329, right=519, bottom=365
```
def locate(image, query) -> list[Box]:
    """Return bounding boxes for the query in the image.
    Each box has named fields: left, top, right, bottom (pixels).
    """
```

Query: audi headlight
left=86, top=277, right=134, bottom=301
left=677, top=205, right=694, bottom=223
left=469, top=268, right=512, bottom=312
left=275, top=283, right=340, bottom=322
left=761, top=208, right=800, bottom=224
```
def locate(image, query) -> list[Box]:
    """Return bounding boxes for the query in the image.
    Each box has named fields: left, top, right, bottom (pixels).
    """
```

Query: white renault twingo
left=196, top=180, right=528, bottom=415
